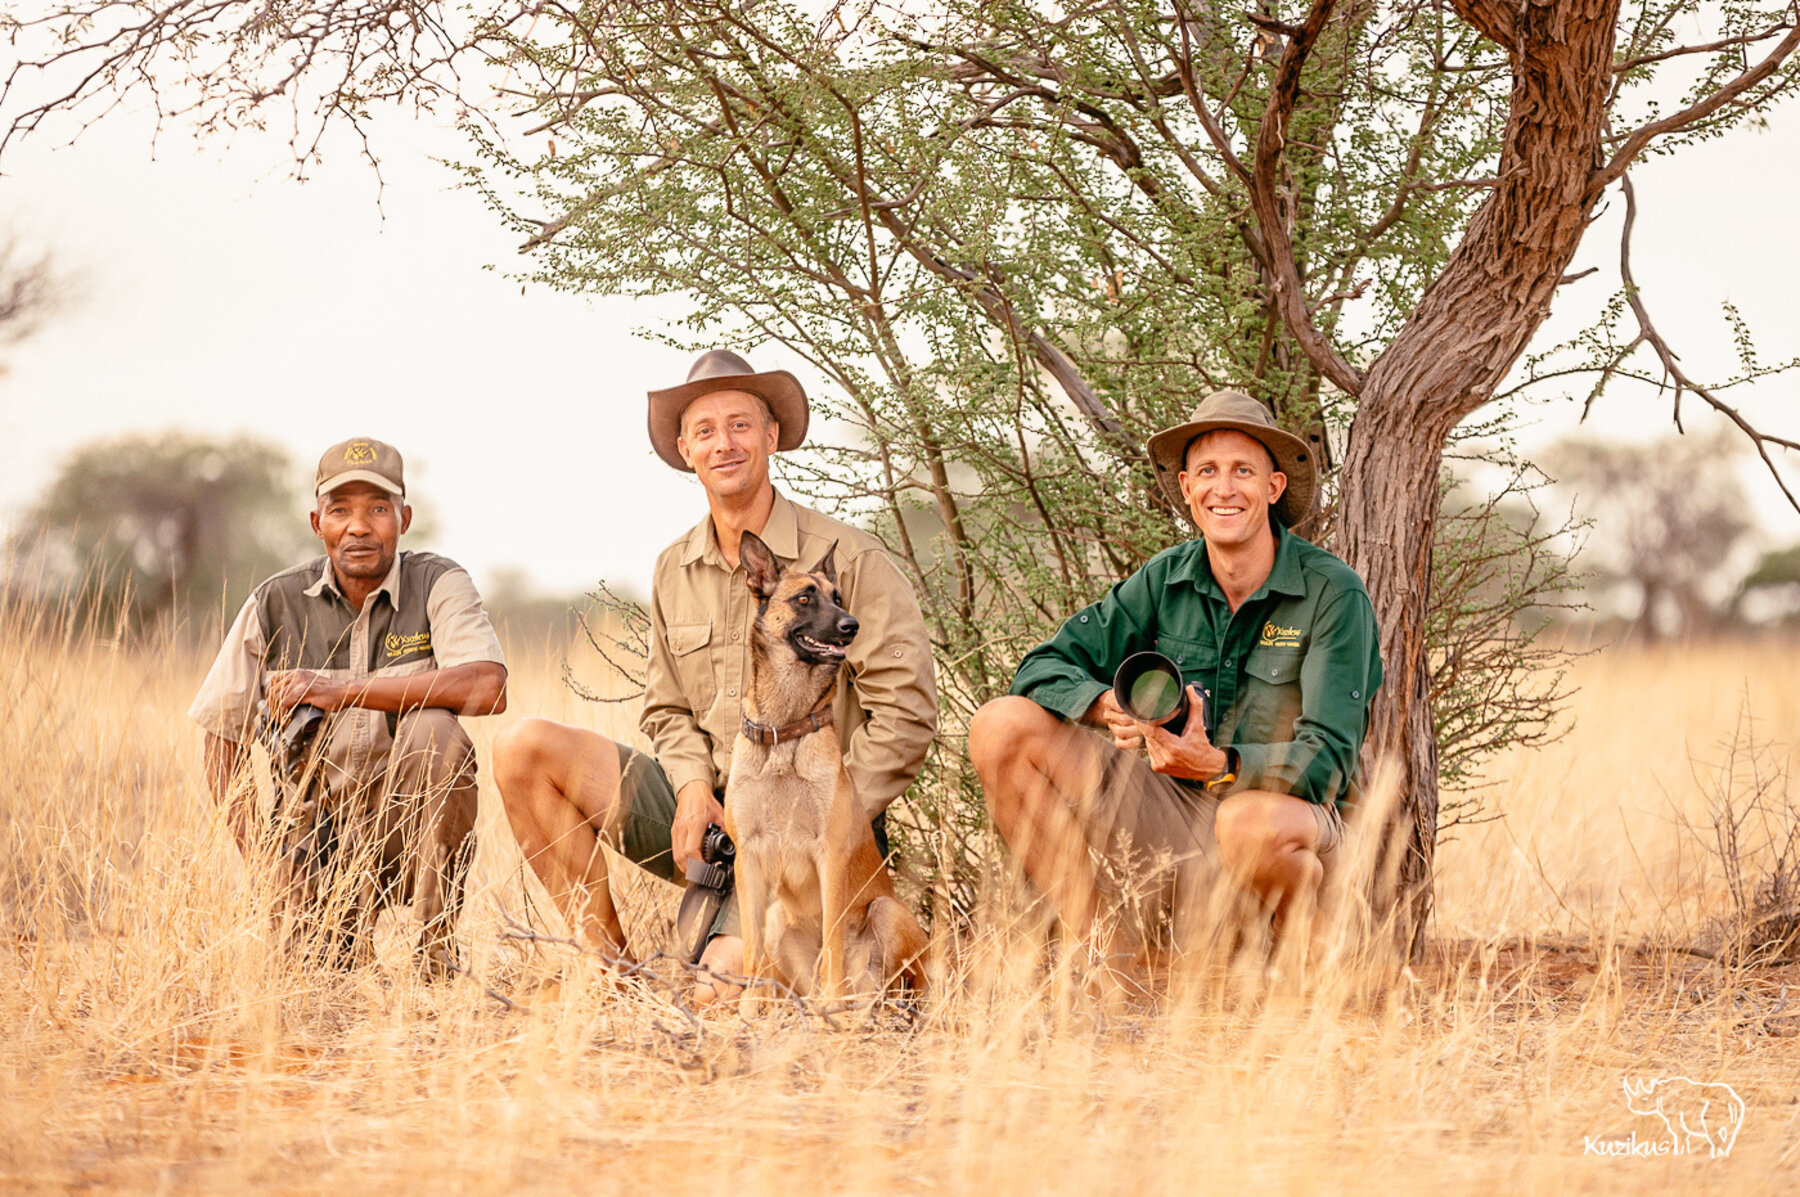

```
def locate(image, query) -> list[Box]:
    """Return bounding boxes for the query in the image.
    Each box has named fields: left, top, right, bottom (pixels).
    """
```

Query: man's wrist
left=1206, top=746, right=1239, bottom=791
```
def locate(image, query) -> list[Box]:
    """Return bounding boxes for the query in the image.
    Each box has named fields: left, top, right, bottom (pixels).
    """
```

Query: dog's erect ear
left=813, top=540, right=840, bottom=586
left=740, top=530, right=783, bottom=598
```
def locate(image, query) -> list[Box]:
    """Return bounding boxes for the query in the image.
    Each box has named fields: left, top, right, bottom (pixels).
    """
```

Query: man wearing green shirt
left=968, top=390, right=1381, bottom=963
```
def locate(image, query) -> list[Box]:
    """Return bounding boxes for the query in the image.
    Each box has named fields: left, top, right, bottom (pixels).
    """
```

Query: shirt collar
left=679, top=488, right=800, bottom=568
left=301, top=552, right=403, bottom=608
left=1166, top=519, right=1306, bottom=601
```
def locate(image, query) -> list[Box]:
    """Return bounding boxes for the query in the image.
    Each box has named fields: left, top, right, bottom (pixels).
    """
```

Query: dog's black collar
left=741, top=706, right=834, bottom=747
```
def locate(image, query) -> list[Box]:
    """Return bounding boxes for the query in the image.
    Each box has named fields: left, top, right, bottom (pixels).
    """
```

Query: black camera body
left=257, top=701, right=327, bottom=782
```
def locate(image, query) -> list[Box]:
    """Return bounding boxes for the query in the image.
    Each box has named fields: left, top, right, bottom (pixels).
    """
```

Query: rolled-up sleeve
left=841, top=546, right=938, bottom=820
left=1230, top=587, right=1380, bottom=806
left=424, top=568, right=507, bottom=669
left=188, top=592, right=268, bottom=743
left=1008, top=563, right=1160, bottom=721
left=640, top=552, right=719, bottom=797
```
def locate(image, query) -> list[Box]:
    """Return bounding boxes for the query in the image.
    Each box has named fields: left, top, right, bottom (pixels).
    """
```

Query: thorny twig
left=1600, top=172, right=1800, bottom=513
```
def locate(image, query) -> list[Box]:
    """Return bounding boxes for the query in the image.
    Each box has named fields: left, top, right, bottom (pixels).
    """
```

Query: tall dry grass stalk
left=3, top=591, right=1798, bottom=1191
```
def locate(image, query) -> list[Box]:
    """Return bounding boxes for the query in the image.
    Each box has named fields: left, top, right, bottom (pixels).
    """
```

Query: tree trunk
left=1335, top=0, right=1620, bottom=943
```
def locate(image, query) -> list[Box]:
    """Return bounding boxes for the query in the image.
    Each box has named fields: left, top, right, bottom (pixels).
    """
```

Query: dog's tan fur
left=723, top=532, right=928, bottom=998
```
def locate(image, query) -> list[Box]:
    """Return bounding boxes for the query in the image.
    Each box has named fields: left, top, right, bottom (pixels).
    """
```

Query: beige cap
left=647, top=349, right=809, bottom=472
left=1145, top=390, right=1317, bottom=527
left=315, top=437, right=405, bottom=498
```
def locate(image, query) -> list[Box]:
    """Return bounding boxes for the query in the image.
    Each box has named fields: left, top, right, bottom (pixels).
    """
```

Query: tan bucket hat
left=647, top=349, right=809, bottom=472
left=315, top=436, right=405, bottom=499
left=1145, top=390, right=1317, bottom=527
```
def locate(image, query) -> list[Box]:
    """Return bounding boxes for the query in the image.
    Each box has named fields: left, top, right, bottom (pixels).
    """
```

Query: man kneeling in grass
left=190, top=437, right=507, bottom=973
left=968, top=392, right=1381, bottom=984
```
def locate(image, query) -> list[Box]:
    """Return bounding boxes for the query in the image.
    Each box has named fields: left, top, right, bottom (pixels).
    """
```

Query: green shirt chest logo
left=1258, top=620, right=1304, bottom=649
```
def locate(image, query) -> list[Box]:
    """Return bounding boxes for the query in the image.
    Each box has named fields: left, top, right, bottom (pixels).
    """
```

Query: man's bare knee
left=969, top=695, right=1057, bottom=772
left=492, top=717, right=556, bottom=790
left=1216, top=792, right=1319, bottom=886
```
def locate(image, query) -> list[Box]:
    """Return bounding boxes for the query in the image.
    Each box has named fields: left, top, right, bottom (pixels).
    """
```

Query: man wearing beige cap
left=190, top=437, right=508, bottom=972
left=493, top=351, right=937, bottom=1003
left=968, top=391, right=1382, bottom=977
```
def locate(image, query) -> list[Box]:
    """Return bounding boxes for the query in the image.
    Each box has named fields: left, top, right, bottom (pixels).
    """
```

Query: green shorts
left=610, top=743, right=740, bottom=939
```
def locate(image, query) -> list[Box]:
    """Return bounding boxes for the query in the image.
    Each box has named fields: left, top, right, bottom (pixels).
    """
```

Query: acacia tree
left=8, top=0, right=1799, bottom=933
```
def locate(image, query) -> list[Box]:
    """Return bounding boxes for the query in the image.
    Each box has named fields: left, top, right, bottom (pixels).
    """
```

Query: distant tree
left=0, top=232, right=64, bottom=372
left=1736, top=543, right=1800, bottom=623
left=6, top=433, right=314, bottom=635
left=1545, top=432, right=1753, bottom=642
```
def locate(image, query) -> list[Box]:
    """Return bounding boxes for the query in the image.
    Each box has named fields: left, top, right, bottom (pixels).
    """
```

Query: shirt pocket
left=1241, top=646, right=1305, bottom=744
left=665, top=620, right=715, bottom=708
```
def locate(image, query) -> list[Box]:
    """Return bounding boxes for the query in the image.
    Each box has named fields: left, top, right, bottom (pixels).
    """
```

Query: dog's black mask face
left=782, top=577, right=858, bottom=666
left=740, top=532, right=857, bottom=667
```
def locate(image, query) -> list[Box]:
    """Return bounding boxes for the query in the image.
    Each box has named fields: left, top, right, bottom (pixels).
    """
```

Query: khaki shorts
left=1068, top=730, right=1342, bottom=952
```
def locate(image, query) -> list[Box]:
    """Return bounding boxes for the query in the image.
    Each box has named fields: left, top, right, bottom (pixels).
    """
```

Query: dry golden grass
left=3, top=603, right=1798, bottom=1193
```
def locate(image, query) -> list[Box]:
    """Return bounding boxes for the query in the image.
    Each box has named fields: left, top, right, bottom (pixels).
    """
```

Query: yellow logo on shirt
left=1259, top=621, right=1303, bottom=648
left=386, top=631, right=432, bottom=658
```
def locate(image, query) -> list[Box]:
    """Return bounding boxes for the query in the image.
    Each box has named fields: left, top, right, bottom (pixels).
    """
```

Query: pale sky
left=3, top=71, right=1798, bottom=601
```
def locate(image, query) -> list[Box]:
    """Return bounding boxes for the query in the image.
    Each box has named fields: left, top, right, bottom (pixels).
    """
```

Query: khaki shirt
left=642, top=491, right=938, bottom=820
left=189, top=551, right=506, bottom=794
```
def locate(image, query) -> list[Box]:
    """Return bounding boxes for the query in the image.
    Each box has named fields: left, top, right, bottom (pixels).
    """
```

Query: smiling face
left=677, top=389, right=780, bottom=503
left=311, top=481, right=411, bottom=587
left=1178, top=429, right=1287, bottom=551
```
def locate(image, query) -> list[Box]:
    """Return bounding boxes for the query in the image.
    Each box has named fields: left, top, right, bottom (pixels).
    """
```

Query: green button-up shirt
left=1008, top=522, right=1381, bottom=809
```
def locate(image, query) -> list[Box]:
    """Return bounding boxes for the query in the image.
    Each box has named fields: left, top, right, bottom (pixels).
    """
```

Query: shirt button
left=731, top=631, right=740, bottom=641
left=1080, top=614, right=1089, bottom=623
left=1352, top=690, right=1360, bottom=699
left=892, top=650, right=902, bottom=658
left=1225, top=658, right=1234, bottom=667
left=1270, top=668, right=1280, bottom=676
left=729, top=687, right=737, bottom=697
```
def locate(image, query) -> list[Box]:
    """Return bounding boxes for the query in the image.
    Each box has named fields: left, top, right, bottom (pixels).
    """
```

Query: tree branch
left=1615, top=172, right=1800, bottom=512
left=1248, top=0, right=1364, bottom=396
left=1598, top=16, right=1800, bottom=190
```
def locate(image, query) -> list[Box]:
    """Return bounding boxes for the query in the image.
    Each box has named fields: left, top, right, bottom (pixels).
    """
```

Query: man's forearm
left=335, top=662, right=508, bottom=716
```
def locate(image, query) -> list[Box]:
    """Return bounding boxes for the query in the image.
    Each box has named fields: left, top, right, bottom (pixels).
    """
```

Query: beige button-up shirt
left=189, top=551, right=505, bottom=793
left=642, top=491, right=938, bottom=819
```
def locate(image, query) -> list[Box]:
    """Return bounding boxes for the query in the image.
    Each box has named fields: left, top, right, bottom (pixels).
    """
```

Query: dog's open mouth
left=794, top=634, right=849, bottom=662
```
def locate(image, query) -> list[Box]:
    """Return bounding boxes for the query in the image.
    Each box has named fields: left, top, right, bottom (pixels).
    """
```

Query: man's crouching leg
left=1213, top=790, right=1329, bottom=945
left=388, top=709, right=479, bottom=975
left=491, top=718, right=633, bottom=960
left=969, top=696, right=1109, bottom=951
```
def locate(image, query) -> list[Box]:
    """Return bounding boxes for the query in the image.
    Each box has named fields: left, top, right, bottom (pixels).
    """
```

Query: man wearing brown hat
left=492, top=351, right=938, bottom=1003
left=968, top=391, right=1381, bottom=970
left=190, top=437, right=508, bottom=971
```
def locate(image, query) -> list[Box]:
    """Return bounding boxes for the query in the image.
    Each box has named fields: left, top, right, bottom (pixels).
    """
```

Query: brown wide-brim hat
left=1145, top=390, right=1318, bottom=528
left=647, top=349, right=809, bottom=472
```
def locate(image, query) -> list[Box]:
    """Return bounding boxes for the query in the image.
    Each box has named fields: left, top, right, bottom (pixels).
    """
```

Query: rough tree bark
left=1337, top=0, right=1620, bottom=938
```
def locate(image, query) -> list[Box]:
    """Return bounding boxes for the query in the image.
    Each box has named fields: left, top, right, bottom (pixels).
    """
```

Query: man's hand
left=671, top=779, right=726, bottom=872
left=1084, top=690, right=1144, bottom=752
left=265, top=669, right=349, bottom=715
left=1137, top=685, right=1231, bottom=782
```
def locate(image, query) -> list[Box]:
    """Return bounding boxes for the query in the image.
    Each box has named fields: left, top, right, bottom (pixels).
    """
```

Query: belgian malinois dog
left=724, top=530, right=929, bottom=999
